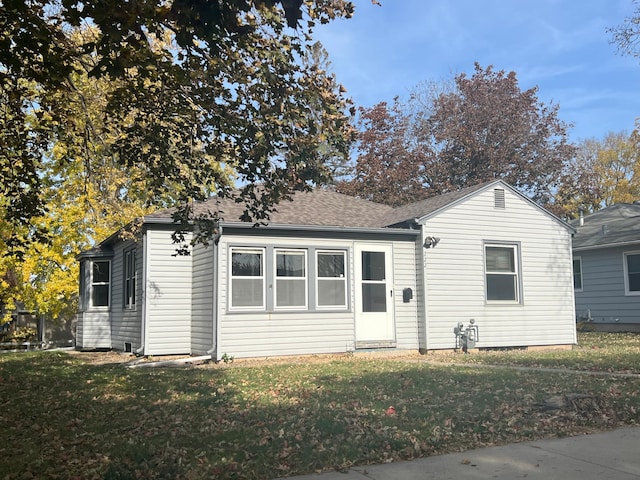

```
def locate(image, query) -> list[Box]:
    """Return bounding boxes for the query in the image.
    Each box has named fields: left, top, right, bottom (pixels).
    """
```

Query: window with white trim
left=573, top=257, right=583, bottom=291
left=230, top=248, right=265, bottom=309
left=91, top=260, right=111, bottom=308
left=316, top=250, right=347, bottom=309
left=485, top=244, right=519, bottom=302
left=275, top=249, right=307, bottom=309
left=124, top=249, right=137, bottom=309
left=624, top=252, right=640, bottom=295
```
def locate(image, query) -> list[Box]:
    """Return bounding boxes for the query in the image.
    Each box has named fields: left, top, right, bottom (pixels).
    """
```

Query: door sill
left=355, top=341, right=397, bottom=349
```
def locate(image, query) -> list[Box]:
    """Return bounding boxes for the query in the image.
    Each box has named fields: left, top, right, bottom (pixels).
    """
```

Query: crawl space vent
left=494, top=188, right=505, bottom=209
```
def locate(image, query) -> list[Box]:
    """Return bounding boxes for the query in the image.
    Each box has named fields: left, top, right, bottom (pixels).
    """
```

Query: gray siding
left=421, top=187, right=576, bottom=350
left=110, top=240, right=143, bottom=351
left=191, top=241, right=215, bottom=355
left=144, top=229, right=193, bottom=355
left=575, top=246, right=640, bottom=325
left=216, top=235, right=420, bottom=360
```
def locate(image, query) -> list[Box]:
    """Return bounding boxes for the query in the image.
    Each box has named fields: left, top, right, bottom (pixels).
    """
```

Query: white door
left=354, top=244, right=395, bottom=344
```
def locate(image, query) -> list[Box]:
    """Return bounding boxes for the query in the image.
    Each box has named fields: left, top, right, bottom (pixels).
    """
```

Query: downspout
left=135, top=231, right=148, bottom=355
left=418, top=219, right=430, bottom=353
left=206, top=226, right=222, bottom=360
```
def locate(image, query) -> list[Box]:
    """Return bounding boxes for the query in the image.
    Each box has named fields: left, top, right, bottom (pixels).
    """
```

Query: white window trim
left=274, top=248, right=308, bottom=310
left=573, top=256, right=583, bottom=292
left=229, top=247, right=266, bottom=311
left=623, top=251, right=640, bottom=296
left=90, top=260, right=111, bottom=309
left=124, top=249, right=137, bottom=310
left=484, top=243, right=521, bottom=304
left=315, top=250, right=348, bottom=310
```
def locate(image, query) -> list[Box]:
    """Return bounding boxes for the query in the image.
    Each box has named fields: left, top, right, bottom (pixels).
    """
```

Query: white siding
left=191, top=241, right=215, bottom=355
left=421, top=187, right=576, bottom=350
left=392, top=241, right=420, bottom=349
left=76, top=311, right=111, bottom=348
left=144, top=229, right=192, bottom=355
left=216, top=235, right=420, bottom=359
left=110, top=240, right=143, bottom=351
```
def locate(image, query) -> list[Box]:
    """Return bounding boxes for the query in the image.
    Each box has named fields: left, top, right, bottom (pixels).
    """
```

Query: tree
left=337, top=99, right=428, bottom=206
left=1, top=0, right=356, bottom=252
left=556, top=131, right=640, bottom=219
left=338, top=64, right=575, bottom=209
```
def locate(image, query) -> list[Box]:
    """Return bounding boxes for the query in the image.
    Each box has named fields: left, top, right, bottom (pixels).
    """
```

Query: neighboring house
left=572, top=203, right=640, bottom=332
left=76, top=180, right=577, bottom=359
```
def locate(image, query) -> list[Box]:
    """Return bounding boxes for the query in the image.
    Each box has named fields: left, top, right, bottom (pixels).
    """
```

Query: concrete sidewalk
left=279, top=426, right=640, bottom=480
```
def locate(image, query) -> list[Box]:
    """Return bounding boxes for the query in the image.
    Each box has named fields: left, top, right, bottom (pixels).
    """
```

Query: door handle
left=390, top=289, right=393, bottom=297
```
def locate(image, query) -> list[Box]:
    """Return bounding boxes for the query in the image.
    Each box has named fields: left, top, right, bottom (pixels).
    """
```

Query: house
left=572, top=203, right=640, bottom=332
left=76, top=180, right=577, bottom=359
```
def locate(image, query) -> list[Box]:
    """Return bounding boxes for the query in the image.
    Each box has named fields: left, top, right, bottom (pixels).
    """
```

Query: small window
left=91, top=261, right=110, bottom=308
left=573, top=257, right=583, bottom=291
left=124, top=249, right=137, bottom=309
left=485, top=244, right=519, bottom=302
left=275, top=249, right=307, bottom=309
left=317, top=251, right=347, bottom=309
left=624, top=252, right=640, bottom=295
left=230, top=248, right=265, bottom=309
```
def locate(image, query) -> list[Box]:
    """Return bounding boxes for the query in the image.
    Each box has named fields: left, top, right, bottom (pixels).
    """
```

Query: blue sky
left=314, top=0, right=640, bottom=143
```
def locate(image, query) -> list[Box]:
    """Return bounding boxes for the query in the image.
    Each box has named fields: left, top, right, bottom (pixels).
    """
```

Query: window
left=275, top=249, right=307, bottom=309
left=317, top=250, right=347, bottom=309
left=91, top=261, right=110, bottom=308
left=361, top=251, right=387, bottom=312
left=124, top=249, right=136, bottom=308
left=573, top=257, right=583, bottom=291
left=624, top=252, right=640, bottom=295
left=485, top=244, right=519, bottom=302
left=230, top=248, right=265, bottom=309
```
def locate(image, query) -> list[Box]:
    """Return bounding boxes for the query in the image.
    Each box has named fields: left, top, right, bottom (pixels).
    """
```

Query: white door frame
left=354, top=243, right=395, bottom=347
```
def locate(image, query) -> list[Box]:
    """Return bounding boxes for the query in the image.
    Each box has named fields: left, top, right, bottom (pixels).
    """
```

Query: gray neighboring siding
left=421, top=187, right=576, bottom=350
left=110, top=240, right=143, bottom=351
left=575, top=246, right=640, bottom=325
left=191, top=241, right=215, bottom=355
left=216, top=235, right=420, bottom=360
left=144, top=229, right=192, bottom=355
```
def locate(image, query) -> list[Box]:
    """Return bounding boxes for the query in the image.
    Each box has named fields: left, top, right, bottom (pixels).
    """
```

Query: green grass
left=1, top=332, right=640, bottom=479
left=431, top=332, right=640, bottom=374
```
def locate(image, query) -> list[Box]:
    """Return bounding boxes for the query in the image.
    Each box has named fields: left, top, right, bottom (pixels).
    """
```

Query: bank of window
left=91, top=260, right=111, bottom=308
left=573, top=257, right=583, bottom=291
left=230, top=248, right=265, bottom=309
left=624, top=252, right=640, bottom=295
left=275, top=249, right=307, bottom=309
left=485, top=244, right=519, bottom=302
left=316, top=250, right=347, bottom=309
left=124, top=249, right=137, bottom=309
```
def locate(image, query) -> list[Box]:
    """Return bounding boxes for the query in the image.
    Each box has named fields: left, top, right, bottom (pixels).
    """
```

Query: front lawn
left=1, top=332, right=639, bottom=479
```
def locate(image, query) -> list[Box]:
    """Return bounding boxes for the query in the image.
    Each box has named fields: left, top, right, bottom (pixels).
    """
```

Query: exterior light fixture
left=423, top=236, right=440, bottom=249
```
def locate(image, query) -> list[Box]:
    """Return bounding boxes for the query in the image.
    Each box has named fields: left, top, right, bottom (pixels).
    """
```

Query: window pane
left=318, top=279, right=346, bottom=307
left=362, top=283, right=387, bottom=312
left=231, top=279, right=263, bottom=307
left=232, top=251, right=262, bottom=276
left=362, top=252, right=385, bottom=281
left=628, top=254, right=640, bottom=274
left=93, top=261, right=110, bottom=283
left=573, top=259, right=582, bottom=289
left=276, top=251, right=305, bottom=277
left=276, top=279, right=306, bottom=307
left=486, top=247, right=515, bottom=272
left=92, top=284, right=109, bottom=307
left=630, top=273, right=640, bottom=292
left=487, top=274, right=517, bottom=301
left=318, top=253, right=345, bottom=278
